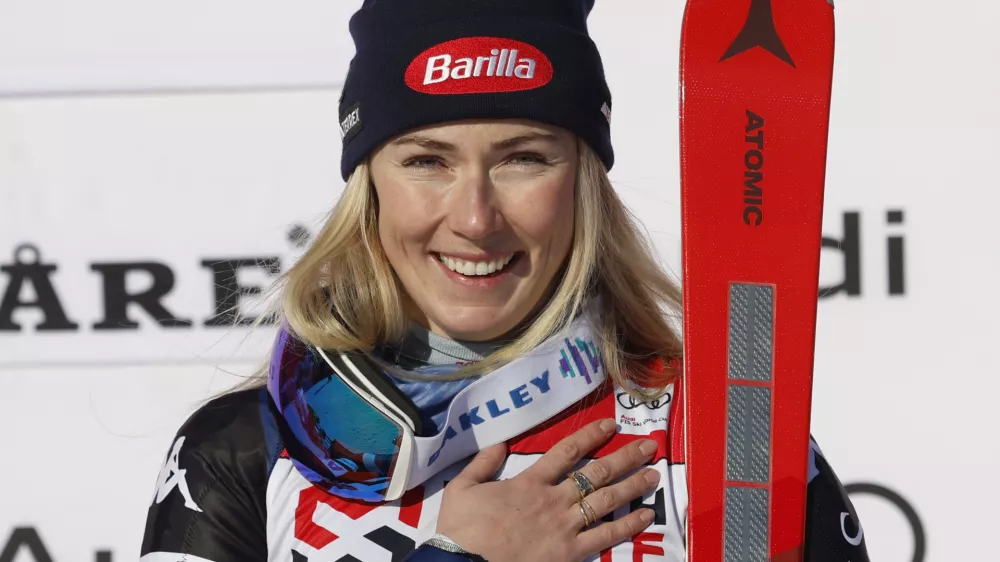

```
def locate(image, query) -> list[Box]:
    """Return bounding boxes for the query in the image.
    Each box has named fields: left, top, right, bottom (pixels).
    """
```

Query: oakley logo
left=616, top=392, right=671, bottom=410
left=428, top=370, right=554, bottom=466
left=428, top=338, right=601, bottom=467
left=405, top=37, right=553, bottom=95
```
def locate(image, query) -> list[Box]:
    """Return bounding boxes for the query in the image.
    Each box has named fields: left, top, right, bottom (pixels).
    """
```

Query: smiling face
left=369, top=119, right=578, bottom=342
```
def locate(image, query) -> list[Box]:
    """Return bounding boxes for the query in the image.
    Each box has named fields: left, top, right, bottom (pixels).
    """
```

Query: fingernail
left=644, top=469, right=661, bottom=486
left=600, top=419, right=616, bottom=433
left=639, top=439, right=657, bottom=456
left=640, top=509, right=655, bottom=524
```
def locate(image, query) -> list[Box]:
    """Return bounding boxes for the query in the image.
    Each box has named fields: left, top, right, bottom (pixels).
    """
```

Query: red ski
left=679, top=0, right=835, bottom=560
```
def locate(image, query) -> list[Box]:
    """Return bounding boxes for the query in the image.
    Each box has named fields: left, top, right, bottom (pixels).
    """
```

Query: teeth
left=439, top=253, right=515, bottom=277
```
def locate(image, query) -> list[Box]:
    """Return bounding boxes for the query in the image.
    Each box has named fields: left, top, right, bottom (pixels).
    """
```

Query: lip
left=433, top=251, right=516, bottom=262
left=432, top=251, right=523, bottom=289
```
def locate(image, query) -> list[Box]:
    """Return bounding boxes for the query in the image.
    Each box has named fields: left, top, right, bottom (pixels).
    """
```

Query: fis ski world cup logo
left=404, top=37, right=554, bottom=94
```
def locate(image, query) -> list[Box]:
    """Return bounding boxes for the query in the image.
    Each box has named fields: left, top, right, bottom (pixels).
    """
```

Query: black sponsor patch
left=339, top=102, right=363, bottom=145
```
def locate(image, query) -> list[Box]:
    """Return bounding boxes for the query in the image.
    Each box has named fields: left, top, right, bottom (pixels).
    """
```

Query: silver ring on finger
left=567, top=470, right=596, bottom=500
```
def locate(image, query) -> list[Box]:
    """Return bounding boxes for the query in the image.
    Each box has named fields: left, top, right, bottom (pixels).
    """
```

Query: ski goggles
left=268, top=313, right=606, bottom=503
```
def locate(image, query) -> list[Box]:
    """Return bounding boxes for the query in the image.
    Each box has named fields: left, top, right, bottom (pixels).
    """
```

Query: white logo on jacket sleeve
left=152, top=436, right=203, bottom=512
left=840, top=511, right=864, bottom=546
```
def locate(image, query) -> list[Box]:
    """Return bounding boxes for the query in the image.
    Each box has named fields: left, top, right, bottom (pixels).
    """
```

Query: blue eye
left=403, top=155, right=445, bottom=169
left=508, top=153, right=549, bottom=166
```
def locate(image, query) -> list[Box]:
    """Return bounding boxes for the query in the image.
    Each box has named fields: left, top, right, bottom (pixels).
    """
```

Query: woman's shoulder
left=140, top=387, right=281, bottom=561
left=804, top=438, right=870, bottom=560
left=149, top=386, right=285, bottom=507
left=167, top=386, right=285, bottom=474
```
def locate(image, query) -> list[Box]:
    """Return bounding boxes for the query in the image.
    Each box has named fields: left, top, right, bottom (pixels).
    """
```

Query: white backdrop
left=2, top=0, right=998, bottom=561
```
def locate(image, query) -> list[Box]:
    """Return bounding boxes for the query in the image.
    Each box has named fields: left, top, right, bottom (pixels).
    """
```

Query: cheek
left=507, top=175, right=576, bottom=255
left=374, top=179, right=438, bottom=257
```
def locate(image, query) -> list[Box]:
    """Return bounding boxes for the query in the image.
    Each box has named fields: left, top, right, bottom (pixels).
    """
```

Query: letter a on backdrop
left=679, top=0, right=835, bottom=560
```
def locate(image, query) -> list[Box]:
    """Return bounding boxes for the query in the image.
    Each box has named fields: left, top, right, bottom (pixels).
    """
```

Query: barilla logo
left=404, top=36, right=554, bottom=95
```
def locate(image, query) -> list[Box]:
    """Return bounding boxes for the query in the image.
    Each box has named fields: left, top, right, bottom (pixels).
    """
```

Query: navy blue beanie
left=338, top=0, right=614, bottom=180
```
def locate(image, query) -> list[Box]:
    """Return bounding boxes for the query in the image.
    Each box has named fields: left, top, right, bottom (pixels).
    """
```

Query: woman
left=140, top=0, right=869, bottom=561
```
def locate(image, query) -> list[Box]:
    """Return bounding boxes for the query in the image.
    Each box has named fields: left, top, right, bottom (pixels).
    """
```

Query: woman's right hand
left=435, top=418, right=661, bottom=562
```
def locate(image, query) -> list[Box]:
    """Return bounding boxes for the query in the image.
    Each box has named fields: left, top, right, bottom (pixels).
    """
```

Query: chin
left=431, top=307, right=520, bottom=342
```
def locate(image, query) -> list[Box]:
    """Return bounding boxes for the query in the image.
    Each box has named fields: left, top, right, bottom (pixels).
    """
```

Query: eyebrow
left=391, top=135, right=457, bottom=151
left=390, top=132, right=560, bottom=152
left=490, top=132, right=560, bottom=150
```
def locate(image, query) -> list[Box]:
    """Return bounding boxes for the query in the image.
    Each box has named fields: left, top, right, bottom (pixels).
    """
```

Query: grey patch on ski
left=724, top=486, right=769, bottom=562
left=827, top=0, right=835, bottom=6
left=726, top=385, right=771, bottom=483
left=722, top=283, right=773, bottom=559
left=728, top=284, right=773, bottom=382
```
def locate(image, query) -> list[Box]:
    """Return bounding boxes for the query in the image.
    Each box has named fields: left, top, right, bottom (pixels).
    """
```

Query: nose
left=445, top=168, right=503, bottom=240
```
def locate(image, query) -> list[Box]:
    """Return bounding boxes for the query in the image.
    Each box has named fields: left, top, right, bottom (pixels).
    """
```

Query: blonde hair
left=252, top=139, right=682, bottom=398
